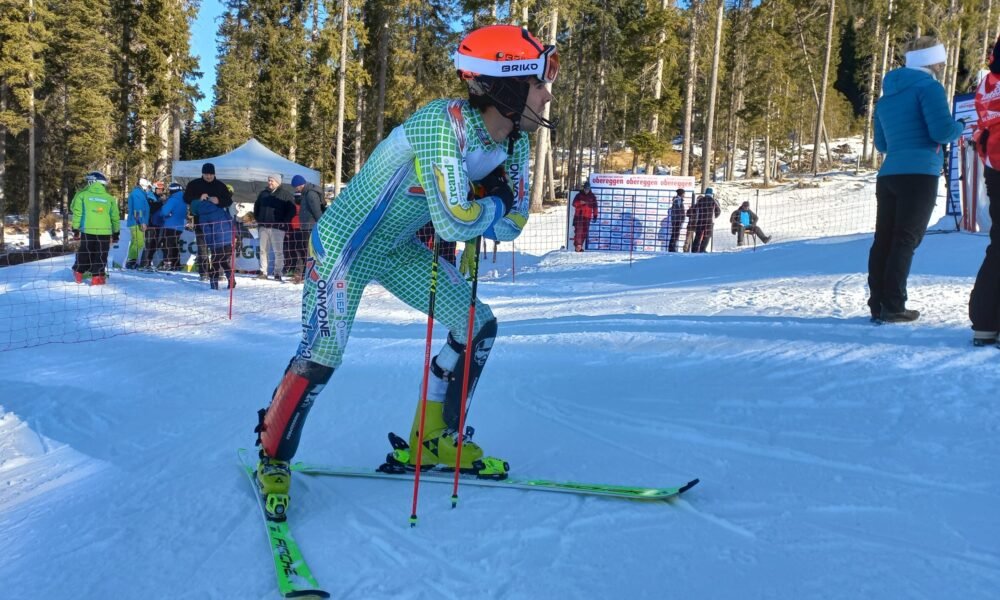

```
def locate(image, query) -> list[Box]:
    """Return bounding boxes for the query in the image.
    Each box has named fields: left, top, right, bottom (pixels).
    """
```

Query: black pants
left=668, top=222, right=683, bottom=252
left=285, top=229, right=305, bottom=275
left=969, top=166, right=1000, bottom=332
left=75, top=233, right=111, bottom=276
left=208, top=244, right=233, bottom=283
left=195, top=228, right=209, bottom=275
left=867, top=174, right=938, bottom=316
left=141, top=226, right=161, bottom=267
left=161, top=229, right=182, bottom=269
left=690, top=227, right=713, bottom=253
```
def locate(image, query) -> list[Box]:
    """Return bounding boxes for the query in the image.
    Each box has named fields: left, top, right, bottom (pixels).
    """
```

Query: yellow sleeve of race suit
left=404, top=100, right=503, bottom=243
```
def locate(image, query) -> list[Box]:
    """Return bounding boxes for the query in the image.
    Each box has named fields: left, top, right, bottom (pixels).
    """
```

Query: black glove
left=478, top=165, right=515, bottom=216
left=112, top=233, right=120, bottom=243
left=72, top=229, right=81, bottom=241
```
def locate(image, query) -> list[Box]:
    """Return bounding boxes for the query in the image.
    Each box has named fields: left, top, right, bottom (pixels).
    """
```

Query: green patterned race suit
left=298, top=99, right=531, bottom=368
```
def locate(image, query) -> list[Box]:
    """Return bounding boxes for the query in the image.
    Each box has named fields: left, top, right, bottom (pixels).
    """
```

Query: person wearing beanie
left=968, top=37, right=1000, bottom=345
left=289, top=175, right=324, bottom=282
left=869, top=36, right=964, bottom=324
left=253, top=174, right=296, bottom=280
left=687, top=188, right=721, bottom=253
left=183, top=163, right=233, bottom=277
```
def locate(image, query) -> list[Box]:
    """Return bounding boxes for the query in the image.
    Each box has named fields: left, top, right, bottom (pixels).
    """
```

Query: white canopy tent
left=171, top=138, right=321, bottom=209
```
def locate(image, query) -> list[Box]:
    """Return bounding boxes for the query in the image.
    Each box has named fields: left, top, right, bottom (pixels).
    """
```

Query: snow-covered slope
left=1, top=189, right=998, bottom=598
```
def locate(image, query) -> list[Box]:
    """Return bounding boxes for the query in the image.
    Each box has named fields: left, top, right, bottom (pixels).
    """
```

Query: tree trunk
left=334, top=0, right=351, bottom=195
left=701, top=0, right=724, bottom=192
left=681, top=1, right=700, bottom=177
left=873, top=0, right=894, bottom=168
left=650, top=0, right=669, bottom=134
left=862, top=8, right=882, bottom=165
left=530, top=8, right=558, bottom=213
left=811, top=0, right=836, bottom=175
left=983, top=0, right=994, bottom=65
left=354, top=54, right=365, bottom=176
left=566, top=29, right=583, bottom=189
left=27, top=0, right=39, bottom=250
left=0, top=85, right=6, bottom=250
left=374, top=17, right=389, bottom=143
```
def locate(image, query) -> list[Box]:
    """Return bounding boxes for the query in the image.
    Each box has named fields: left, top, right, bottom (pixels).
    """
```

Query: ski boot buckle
left=265, top=493, right=289, bottom=521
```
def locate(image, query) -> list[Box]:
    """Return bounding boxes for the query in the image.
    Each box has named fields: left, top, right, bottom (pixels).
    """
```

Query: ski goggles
left=454, top=45, right=560, bottom=84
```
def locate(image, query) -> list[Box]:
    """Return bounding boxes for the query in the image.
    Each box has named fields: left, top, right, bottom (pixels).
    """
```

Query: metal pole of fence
left=629, top=194, right=635, bottom=266
left=228, top=225, right=236, bottom=319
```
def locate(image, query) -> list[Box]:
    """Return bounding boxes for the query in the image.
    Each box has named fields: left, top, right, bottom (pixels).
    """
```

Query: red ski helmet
left=454, top=25, right=558, bottom=135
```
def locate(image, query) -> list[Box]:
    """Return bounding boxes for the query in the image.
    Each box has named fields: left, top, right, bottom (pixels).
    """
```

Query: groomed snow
left=1, top=173, right=998, bottom=599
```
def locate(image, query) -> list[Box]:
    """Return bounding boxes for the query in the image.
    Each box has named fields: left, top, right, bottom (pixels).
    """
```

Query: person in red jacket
left=572, top=181, right=598, bottom=251
left=969, top=40, right=1000, bottom=346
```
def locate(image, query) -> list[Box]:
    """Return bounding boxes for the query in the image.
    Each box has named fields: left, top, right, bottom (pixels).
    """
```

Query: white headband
left=905, top=44, right=946, bottom=68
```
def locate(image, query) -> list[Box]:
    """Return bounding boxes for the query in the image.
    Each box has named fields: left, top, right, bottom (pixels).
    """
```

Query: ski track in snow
left=2, top=174, right=1000, bottom=598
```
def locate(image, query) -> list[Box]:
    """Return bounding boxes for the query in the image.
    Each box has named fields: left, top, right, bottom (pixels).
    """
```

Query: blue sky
left=192, top=1, right=225, bottom=114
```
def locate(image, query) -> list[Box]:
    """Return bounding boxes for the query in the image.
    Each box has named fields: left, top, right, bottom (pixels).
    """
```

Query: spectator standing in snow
left=71, top=171, right=119, bottom=285
left=159, top=182, right=187, bottom=270
left=729, top=201, right=771, bottom=246
left=669, top=188, right=686, bottom=252
left=969, top=38, right=1000, bottom=345
left=290, top=174, right=324, bottom=282
left=572, top=182, right=598, bottom=251
left=687, top=188, right=721, bottom=253
left=869, top=36, right=964, bottom=323
left=253, top=173, right=296, bottom=280
left=141, top=182, right=166, bottom=269
left=125, top=178, right=152, bottom=269
left=184, top=163, right=233, bottom=278
left=198, top=194, right=237, bottom=290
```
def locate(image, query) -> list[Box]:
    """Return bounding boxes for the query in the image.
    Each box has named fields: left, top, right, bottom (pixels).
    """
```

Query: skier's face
left=520, top=79, right=553, bottom=134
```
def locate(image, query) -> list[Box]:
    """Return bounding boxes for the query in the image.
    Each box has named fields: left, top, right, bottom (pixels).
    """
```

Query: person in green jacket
left=71, top=171, right=120, bottom=285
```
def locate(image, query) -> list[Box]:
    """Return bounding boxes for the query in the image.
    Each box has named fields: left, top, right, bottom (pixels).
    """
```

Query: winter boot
left=91, top=275, right=106, bottom=286
left=73, top=271, right=84, bottom=284
left=209, top=277, right=219, bottom=290
left=972, top=330, right=999, bottom=347
left=274, top=273, right=283, bottom=282
left=880, top=308, right=919, bottom=323
left=404, top=400, right=507, bottom=478
left=256, top=453, right=291, bottom=521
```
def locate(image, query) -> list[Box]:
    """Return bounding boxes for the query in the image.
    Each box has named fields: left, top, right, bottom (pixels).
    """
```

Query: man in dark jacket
left=254, top=173, right=296, bottom=280
left=184, top=162, right=233, bottom=278
left=687, top=188, right=721, bottom=253
left=669, top=188, right=686, bottom=252
left=290, top=175, right=324, bottom=282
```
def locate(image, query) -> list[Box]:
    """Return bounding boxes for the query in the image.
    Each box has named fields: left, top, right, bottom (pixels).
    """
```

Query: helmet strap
left=507, top=119, right=521, bottom=154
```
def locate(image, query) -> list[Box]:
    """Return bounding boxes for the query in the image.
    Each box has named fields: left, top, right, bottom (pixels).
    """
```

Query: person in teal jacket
left=125, top=178, right=151, bottom=269
left=71, top=171, right=120, bottom=285
left=869, top=36, right=965, bottom=323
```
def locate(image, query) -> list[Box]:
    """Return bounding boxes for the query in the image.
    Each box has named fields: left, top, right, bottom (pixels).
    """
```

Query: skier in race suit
left=254, top=25, right=559, bottom=507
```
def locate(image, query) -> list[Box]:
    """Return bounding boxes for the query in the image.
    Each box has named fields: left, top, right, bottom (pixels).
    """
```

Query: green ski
left=292, top=462, right=698, bottom=502
left=237, top=448, right=330, bottom=599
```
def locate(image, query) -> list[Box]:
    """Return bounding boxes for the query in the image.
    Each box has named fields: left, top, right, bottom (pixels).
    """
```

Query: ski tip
left=677, top=478, right=700, bottom=495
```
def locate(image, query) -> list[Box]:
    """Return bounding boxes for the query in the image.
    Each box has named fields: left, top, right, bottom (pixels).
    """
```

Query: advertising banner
left=577, top=173, right=697, bottom=252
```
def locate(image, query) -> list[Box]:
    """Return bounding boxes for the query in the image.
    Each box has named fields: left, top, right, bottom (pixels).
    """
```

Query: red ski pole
left=409, top=235, right=442, bottom=527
